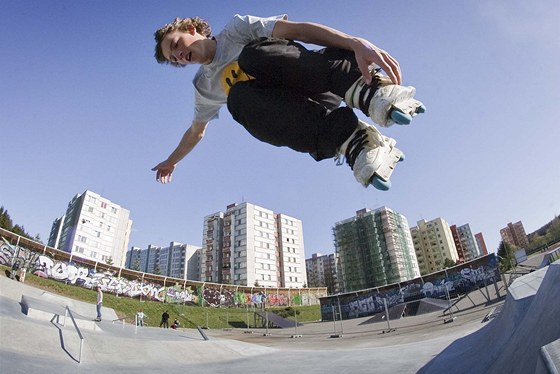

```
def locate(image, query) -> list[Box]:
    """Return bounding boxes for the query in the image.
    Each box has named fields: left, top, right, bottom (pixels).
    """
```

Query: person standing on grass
left=160, top=310, right=170, bottom=328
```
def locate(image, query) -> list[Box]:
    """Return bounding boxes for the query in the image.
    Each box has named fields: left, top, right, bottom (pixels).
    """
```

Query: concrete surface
left=418, top=261, right=560, bottom=374
left=0, top=263, right=557, bottom=374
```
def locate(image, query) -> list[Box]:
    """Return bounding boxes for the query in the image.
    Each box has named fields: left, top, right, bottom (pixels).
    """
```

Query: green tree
left=0, top=206, right=40, bottom=241
left=443, top=258, right=456, bottom=268
left=275, top=307, right=300, bottom=318
left=11, top=224, right=28, bottom=237
left=132, top=258, right=141, bottom=271
left=527, top=216, right=560, bottom=251
left=154, top=265, right=161, bottom=275
left=497, top=241, right=516, bottom=272
left=0, top=206, right=14, bottom=230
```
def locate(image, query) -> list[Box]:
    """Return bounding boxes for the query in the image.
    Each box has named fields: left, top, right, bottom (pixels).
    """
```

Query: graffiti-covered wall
left=320, top=254, right=500, bottom=320
left=0, top=229, right=326, bottom=307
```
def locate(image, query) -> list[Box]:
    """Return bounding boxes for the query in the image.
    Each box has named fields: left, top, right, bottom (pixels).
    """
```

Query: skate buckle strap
left=344, top=129, right=369, bottom=170
left=357, top=69, right=391, bottom=117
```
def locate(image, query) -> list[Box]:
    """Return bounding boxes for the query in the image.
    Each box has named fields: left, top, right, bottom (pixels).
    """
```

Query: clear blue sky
left=1, top=1, right=559, bottom=256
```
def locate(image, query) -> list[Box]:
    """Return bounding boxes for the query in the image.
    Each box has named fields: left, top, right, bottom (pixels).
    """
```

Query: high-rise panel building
left=334, top=207, right=420, bottom=292
left=277, top=213, right=307, bottom=288
left=48, top=216, right=65, bottom=249
left=475, top=232, right=489, bottom=255
left=48, top=190, right=132, bottom=267
left=126, top=242, right=200, bottom=280
left=410, top=217, right=458, bottom=275
left=202, top=211, right=225, bottom=284
left=201, top=202, right=307, bottom=288
left=306, top=252, right=339, bottom=294
left=500, top=221, right=529, bottom=248
left=450, top=224, right=481, bottom=262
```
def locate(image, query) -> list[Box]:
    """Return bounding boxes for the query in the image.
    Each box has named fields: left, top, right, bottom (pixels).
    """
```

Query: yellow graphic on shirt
left=221, top=61, right=254, bottom=96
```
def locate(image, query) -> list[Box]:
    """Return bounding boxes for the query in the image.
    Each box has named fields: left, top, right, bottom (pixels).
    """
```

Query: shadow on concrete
left=418, top=261, right=560, bottom=374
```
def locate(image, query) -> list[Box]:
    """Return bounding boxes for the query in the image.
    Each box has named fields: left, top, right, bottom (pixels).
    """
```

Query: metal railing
left=112, top=317, right=127, bottom=328
left=62, top=306, right=85, bottom=363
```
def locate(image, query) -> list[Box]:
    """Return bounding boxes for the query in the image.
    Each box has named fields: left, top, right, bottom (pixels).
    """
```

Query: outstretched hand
left=152, top=161, right=175, bottom=184
left=354, top=38, right=402, bottom=85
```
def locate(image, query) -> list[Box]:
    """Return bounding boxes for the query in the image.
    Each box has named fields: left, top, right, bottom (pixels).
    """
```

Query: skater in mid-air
left=152, top=14, right=425, bottom=190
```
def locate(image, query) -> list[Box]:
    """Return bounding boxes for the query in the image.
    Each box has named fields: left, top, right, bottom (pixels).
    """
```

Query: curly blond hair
left=154, top=17, right=212, bottom=66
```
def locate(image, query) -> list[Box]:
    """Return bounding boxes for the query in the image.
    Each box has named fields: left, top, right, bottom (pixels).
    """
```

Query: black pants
left=227, top=38, right=363, bottom=161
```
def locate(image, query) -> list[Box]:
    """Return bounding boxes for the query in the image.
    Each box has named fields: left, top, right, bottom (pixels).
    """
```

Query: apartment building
left=334, top=207, right=420, bottom=292
left=450, top=224, right=482, bottom=262
left=48, top=190, right=132, bottom=267
left=410, top=217, right=458, bottom=275
left=126, top=242, right=200, bottom=280
left=306, top=252, right=339, bottom=294
left=475, top=232, right=489, bottom=255
left=500, top=221, right=529, bottom=249
left=201, top=202, right=307, bottom=288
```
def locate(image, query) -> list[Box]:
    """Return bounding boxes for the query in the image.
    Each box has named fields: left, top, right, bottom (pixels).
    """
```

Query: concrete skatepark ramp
left=419, top=260, right=560, bottom=374
left=1, top=261, right=558, bottom=373
left=254, top=311, right=303, bottom=328
left=360, top=298, right=448, bottom=325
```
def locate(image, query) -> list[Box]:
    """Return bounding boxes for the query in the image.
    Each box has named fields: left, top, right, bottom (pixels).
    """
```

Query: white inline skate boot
left=336, top=120, right=404, bottom=190
left=345, top=68, right=426, bottom=127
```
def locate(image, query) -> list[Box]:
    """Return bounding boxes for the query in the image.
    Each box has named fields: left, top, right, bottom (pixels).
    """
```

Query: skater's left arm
left=152, top=121, right=209, bottom=184
left=272, top=20, right=402, bottom=85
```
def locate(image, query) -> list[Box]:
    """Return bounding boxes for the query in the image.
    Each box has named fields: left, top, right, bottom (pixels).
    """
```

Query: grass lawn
left=2, top=265, right=321, bottom=329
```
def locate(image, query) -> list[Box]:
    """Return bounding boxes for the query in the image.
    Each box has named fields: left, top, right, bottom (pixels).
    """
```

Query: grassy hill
left=2, top=265, right=321, bottom=329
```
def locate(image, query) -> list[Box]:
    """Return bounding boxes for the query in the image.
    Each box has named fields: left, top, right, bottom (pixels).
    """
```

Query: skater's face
left=161, top=28, right=213, bottom=66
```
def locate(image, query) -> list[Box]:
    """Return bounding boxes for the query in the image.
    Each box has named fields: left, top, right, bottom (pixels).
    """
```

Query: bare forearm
left=166, top=121, right=207, bottom=164
left=273, top=20, right=360, bottom=51
left=272, top=20, right=402, bottom=84
left=152, top=121, right=208, bottom=183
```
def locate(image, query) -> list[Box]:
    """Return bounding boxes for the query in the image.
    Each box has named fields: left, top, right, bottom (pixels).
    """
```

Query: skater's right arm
left=273, top=20, right=402, bottom=85
left=152, top=121, right=208, bottom=184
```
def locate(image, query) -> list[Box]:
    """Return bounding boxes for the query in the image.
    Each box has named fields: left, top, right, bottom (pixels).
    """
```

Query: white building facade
left=48, top=190, right=132, bottom=267
left=126, top=242, right=200, bottom=280
left=202, top=202, right=307, bottom=288
left=410, top=217, right=459, bottom=275
left=306, top=252, right=339, bottom=294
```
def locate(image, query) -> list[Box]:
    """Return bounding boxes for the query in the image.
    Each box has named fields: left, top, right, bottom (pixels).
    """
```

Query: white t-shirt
left=193, top=14, right=287, bottom=123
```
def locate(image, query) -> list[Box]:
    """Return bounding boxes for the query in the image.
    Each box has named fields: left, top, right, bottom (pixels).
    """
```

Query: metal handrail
left=111, top=317, right=127, bottom=328
left=63, top=306, right=85, bottom=363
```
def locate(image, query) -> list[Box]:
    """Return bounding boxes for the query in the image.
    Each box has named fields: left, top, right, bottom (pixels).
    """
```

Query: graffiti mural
left=320, top=254, right=500, bottom=321
left=0, top=233, right=326, bottom=307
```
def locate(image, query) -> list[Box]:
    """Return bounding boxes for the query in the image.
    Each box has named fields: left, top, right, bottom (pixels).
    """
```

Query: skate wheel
left=390, top=110, right=411, bottom=125
left=399, top=153, right=405, bottom=162
left=370, top=175, right=391, bottom=191
left=416, top=104, right=426, bottom=114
